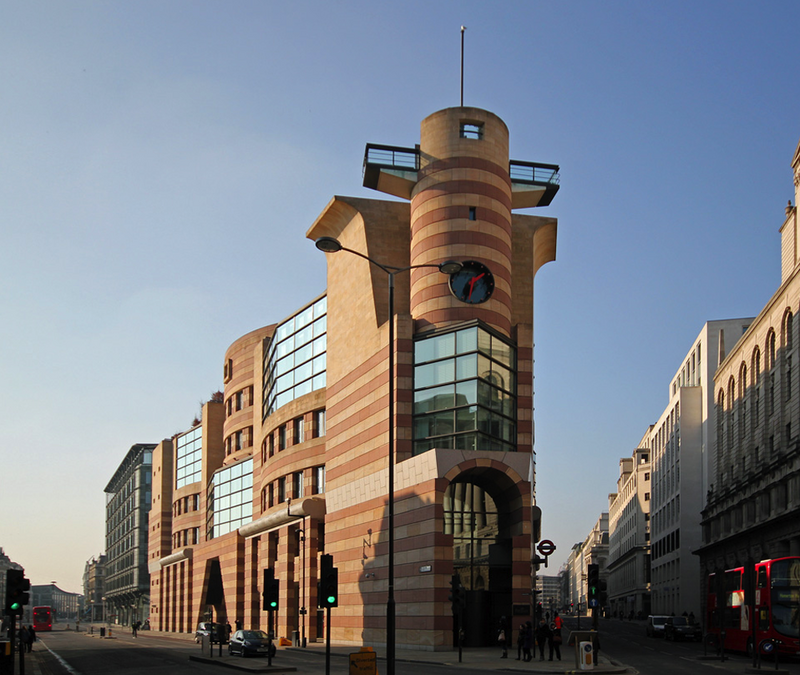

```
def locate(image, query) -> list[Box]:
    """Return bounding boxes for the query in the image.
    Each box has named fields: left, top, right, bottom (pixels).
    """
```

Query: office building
left=105, top=443, right=155, bottom=626
left=148, top=104, right=560, bottom=650
left=647, top=320, right=751, bottom=616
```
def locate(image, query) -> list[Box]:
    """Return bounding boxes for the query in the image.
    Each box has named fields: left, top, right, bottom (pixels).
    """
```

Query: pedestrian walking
left=549, top=621, right=562, bottom=660
left=535, top=618, right=551, bottom=661
left=522, top=620, right=533, bottom=662
left=516, top=623, right=524, bottom=660
left=497, top=616, right=508, bottom=659
left=18, top=625, right=29, bottom=653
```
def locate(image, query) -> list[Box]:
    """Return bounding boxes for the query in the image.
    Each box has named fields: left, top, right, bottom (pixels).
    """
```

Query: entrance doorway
left=444, top=479, right=513, bottom=646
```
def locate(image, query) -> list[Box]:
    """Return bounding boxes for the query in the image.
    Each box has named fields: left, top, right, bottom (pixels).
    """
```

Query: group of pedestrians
left=498, top=613, right=562, bottom=662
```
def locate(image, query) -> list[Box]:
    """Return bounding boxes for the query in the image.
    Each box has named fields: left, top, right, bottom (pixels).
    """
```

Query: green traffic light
left=10, top=603, right=20, bottom=611
left=327, top=596, right=336, bottom=605
left=270, top=601, right=277, bottom=608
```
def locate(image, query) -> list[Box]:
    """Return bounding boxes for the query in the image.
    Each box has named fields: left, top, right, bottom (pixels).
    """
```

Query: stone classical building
left=697, top=138, right=800, bottom=585
left=147, top=105, right=560, bottom=650
left=607, top=445, right=651, bottom=618
left=83, top=554, right=107, bottom=622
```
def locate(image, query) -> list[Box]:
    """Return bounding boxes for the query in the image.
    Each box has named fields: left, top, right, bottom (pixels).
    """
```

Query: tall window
left=313, top=466, right=326, bottom=494
left=414, top=323, right=516, bottom=455
left=263, top=296, right=327, bottom=419
left=207, top=459, right=253, bottom=539
left=314, top=409, right=326, bottom=437
left=176, top=426, right=202, bottom=489
left=293, top=471, right=304, bottom=498
left=294, top=417, right=305, bottom=445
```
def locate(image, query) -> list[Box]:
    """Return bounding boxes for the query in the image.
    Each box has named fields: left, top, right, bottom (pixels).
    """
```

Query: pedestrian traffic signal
left=587, top=564, right=600, bottom=608
left=262, top=568, right=280, bottom=611
left=319, top=554, right=338, bottom=608
left=5, top=569, right=30, bottom=616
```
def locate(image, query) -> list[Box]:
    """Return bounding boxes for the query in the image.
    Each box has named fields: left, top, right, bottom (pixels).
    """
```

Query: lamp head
left=315, top=237, right=343, bottom=253
left=439, top=260, right=463, bottom=275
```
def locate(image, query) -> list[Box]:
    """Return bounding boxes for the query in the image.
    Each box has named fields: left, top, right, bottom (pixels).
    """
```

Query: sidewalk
left=287, top=642, right=627, bottom=673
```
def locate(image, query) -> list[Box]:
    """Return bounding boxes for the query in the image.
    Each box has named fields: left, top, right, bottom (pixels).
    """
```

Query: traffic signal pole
left=325, top=606, right=331, bottom=675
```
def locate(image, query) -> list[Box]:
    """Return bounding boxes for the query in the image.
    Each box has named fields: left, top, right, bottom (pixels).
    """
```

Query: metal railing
left=509, top=160, right=560, bottom=186
left=363, top=143, right=420, bottom=174
left=363, top=143, right=560, bottom=188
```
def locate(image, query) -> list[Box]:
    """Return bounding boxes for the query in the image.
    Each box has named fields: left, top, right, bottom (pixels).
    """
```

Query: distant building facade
left=105, top=443, right=154, bottom=626
left=31, top=584, right=82, bottom=621
left=147, top=105, right=561, bottom=649
left=607, top=445, right=651, bottom=618
left=536, top=575, right=561, bottom=618
left=698, top=140, right=800, bottom=591
left=562, top=515, right=609, bottom=616
left=647, top=320, right=751, bottom=617
left=83, top=554, right=107, bottom=622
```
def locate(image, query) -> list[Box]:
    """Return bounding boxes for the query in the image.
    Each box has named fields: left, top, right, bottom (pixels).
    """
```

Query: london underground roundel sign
left=537, top=540, right=556, bottom=557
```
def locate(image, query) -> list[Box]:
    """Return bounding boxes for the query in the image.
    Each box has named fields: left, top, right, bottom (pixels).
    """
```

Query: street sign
left=350, top=649, right=377, bottom=675
left=537, top=540, right=556, bottom=557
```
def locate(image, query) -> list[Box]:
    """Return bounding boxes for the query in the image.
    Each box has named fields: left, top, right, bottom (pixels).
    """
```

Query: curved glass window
left=207, top=458, right=253, bottom=539
left=176, top=426, right=202, bottom=489
left=413, top=323, right=516, bottom=454
left=263, top=297, right=327, bottom=419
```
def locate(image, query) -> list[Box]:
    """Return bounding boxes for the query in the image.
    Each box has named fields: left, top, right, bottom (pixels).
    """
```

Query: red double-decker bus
left=706, top=557, right=799, bottom=657
left=32, top=606, right=53, bottom=632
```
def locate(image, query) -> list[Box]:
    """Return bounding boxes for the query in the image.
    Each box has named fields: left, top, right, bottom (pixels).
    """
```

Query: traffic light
left=587, top=564, right=600, bottom=608
left=319, top=554, right=338, bottom=608
left=448, top=575, right=465, bottom=613
left=5, top=569, right=30, bottom=616
left=262, top=568, right=280, bottom=611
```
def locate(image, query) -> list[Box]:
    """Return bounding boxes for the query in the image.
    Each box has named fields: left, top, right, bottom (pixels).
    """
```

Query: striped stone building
left=147, top=105, right=559, bottom=650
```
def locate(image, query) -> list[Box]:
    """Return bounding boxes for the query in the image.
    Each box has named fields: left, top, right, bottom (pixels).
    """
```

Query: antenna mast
left=460, top=26, right=466, bottom=106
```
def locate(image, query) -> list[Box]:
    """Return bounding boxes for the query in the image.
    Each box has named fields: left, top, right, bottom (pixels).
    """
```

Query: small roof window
left=460, top=122, right=483, bottom=140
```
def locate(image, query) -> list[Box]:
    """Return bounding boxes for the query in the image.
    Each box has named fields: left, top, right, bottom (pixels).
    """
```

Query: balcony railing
left=509, top=160, right=560, bottom=186
left=363, top=143, right=420, bottom=176
left=363, top=143, right=560, bottom=205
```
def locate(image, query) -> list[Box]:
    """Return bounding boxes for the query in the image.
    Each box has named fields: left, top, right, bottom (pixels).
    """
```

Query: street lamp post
left=315, top=237, right=461, bottom=675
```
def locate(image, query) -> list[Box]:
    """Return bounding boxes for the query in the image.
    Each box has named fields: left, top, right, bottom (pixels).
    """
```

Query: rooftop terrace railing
left=363, top=143, right=560, bottom=188
left=509, top=159, right=560, bottom=186
left=363, top=143, right=420, bottom=176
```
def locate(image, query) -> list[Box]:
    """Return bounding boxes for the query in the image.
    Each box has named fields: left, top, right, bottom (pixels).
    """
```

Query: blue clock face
left=449, top=260, right=494, bottom=304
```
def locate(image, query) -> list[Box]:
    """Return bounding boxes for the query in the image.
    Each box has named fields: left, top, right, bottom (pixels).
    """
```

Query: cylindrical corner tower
left=409, top=107, right=513, bottom=336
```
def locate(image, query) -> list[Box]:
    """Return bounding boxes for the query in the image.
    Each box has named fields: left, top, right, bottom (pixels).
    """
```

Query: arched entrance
left=444, top=468, right=524, bottom=646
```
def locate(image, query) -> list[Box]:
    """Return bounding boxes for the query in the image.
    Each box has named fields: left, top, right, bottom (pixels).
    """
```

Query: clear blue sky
left=2, top=1, right=798, bottom=593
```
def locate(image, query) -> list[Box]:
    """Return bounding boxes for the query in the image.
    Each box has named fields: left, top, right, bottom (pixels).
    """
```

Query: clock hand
left=467, top=272, right=485, bottom=300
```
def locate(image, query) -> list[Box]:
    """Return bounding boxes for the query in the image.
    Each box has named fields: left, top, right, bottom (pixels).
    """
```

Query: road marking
left=40, top=640, right=82, bottom=675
